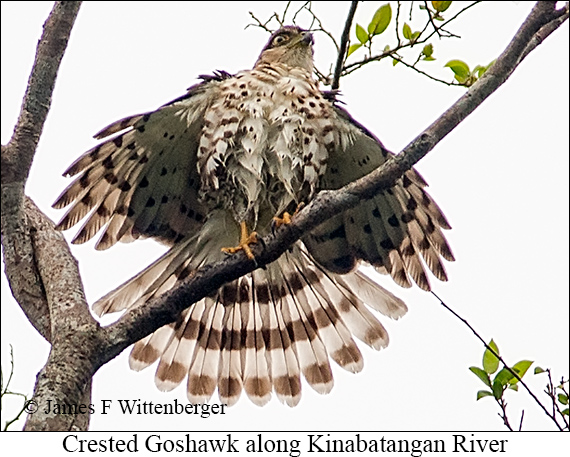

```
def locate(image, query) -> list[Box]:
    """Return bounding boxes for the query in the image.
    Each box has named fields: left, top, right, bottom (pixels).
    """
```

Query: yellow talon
left=272, top=203, right=305, bottom=229
left=222, top=221, right=257, bottom=260
left=272, top=211, right=292, bottom=228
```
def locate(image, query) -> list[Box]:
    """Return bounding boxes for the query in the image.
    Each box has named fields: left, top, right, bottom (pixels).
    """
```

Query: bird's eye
left=272, top=34, right=288, bottom=46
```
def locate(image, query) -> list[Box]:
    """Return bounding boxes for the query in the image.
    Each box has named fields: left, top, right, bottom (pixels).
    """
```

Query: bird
left=53, top=26, right=454, bottom=407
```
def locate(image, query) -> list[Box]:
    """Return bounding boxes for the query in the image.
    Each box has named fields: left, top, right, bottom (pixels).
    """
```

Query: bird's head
left=255, top=26, right=314, bottom=73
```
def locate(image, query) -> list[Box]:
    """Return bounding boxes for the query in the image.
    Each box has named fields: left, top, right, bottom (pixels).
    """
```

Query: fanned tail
left=97, top=229, right=407, bottom=406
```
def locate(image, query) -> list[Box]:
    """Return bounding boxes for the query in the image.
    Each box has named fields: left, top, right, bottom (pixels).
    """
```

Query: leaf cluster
left=445, top=59, right=495, bottom=87
left=349, top=4, right=392, bottom=57
left=470, top=339, right=569, bottom=430
left=470, top=339, right=533, bottom=401
left=344, top=1, right=485, bottom=86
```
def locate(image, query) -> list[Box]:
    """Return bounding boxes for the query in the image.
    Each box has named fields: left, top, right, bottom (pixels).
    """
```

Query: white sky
left=1, top=1, right=568, bottom=434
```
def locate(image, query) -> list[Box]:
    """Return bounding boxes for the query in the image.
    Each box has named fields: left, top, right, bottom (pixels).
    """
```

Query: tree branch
left=1, top=1, right=81, bottom=185
left=1, top=2, right=82, bottom=341
left=519, top=2, right=569, bottom=63
left=331, top=1, right=358, bottom=90
left=0, top=1, right=94, bottom=431
left=391, top=55, right=455, bottom=86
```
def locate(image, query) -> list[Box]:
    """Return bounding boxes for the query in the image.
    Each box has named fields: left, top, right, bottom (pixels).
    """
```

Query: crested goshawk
left=54, top=26, right=454, bottom=406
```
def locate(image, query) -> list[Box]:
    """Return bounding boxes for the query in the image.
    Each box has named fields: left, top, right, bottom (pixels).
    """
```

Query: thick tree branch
left=101, top=2, right=568, bottom=364
left=0, top=2, right=94, bottom=431
left=23, top=197, right=97, bottom=430
left=1, top=2, right=82, bottom=339
left=519, top=2, right=569, bottom=63
left=1, top=189, right=51, bottom=341
left=1, top=1, right=81, bottom=185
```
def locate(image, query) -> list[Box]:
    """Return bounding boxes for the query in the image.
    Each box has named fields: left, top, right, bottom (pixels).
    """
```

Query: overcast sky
left=1, top=2, right=568, bottom=433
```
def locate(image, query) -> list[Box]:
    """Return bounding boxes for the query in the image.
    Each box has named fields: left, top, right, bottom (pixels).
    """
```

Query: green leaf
left=562, top=408, right=569, bottom=416
left=558, top=394, right=569, bottom=405
left=432, top=1, right=452, bottom=13
left=423, top=44, right=434, bottom=58
left=356, top=24, right=368, bottom=44
left=411, top=31, right=421, bottom=43
left=347, top=43, right=362, bottom=57
left=383, top=45, right=391, bottom=53
left=423, top=56, right=436, bottom=61
left=479, top=59, right=496, bottom=77
left=472, top=60, right=496, bottom=78
left=403, top=23, right=412, bottom=40
left=494, top=368, right=515, bottom=387
left=473, top=65, right=488, bottom=78
left=534, top=366, right=546, bottom=374
left=511, top=360, right=533, bottom=381
left=368, top=4, right=392, bottom=36
left=492, top=380, right=504, bottom=400
left=445, top=59, right=470, bottom=81
left=453, top=75, right=466, bottom=84
left=392, top=58, right=398, bottom=66
left=508, top=384, right=519, bottom=391
left=482, top=339, right=500, bottom=374
left=469, top=366, right=491, bottom=387
left=477, top=390, right=493, bottom=401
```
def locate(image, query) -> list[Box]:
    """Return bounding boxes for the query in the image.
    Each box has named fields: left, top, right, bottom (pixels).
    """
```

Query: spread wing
left=303, top=104, right=454, bottom=291
left=53, top=74, right=230, bottom=250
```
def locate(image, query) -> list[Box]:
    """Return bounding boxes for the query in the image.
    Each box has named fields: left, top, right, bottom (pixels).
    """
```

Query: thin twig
left=305, top=7, right=339, bottom=52
left=420, top=1, right=461, bottom=39
left=421, top=1, right=481, bottom=43
left=282, top=1, right=292, bottom=25
left=395, top=1, right=402, bottom=46
left=546, top=370, right=568, bottom=429
left=393, top=55, right=455, bottom=85
left=291, top=2, right=339, bottom=53
left=247, top=11, right=277, bottom=32
left=2, top=392, right=29, bottom=431
left=423, top=1, right=443, bottom=38
left=518, top=410, right=525, bottom=431
left=547, top=370, right=557, bottom=417
left=1, top=345, right=30, bottom=430
left=291, top=1, right=310, bottom=24
left=1, top=345, right=16, bottom=396
left=497, top=398, right=513, bottom=431
left=332, top=1, right=358, bottom=90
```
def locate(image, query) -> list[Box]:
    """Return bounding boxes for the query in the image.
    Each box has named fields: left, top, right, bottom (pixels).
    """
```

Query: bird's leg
left=222, top=221, right=257, bottom=260
left=272, top=202, right=305, bottom=230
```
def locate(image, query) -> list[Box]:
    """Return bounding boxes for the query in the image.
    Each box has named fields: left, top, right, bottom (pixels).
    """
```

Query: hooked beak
left=301, top=31, right=314, bottom=46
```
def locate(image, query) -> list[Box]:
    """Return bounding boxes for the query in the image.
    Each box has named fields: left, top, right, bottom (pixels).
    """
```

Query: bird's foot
left=272, top=203, right=305, bottom=230
left=272, top=211, right=292, bottom=228
left=222, top=221, right=257, bottom=260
